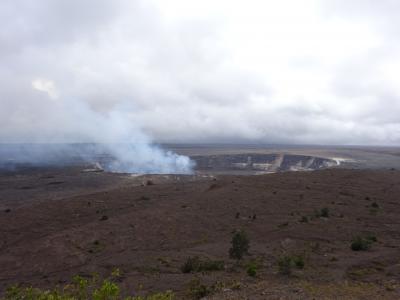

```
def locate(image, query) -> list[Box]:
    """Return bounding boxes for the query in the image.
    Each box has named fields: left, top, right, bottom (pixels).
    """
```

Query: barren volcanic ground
left=1, top=168, right=400, bottom=299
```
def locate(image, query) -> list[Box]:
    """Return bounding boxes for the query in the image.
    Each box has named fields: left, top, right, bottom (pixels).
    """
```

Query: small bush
left=128, top=291, right=174, bottom=300
left=277, top=222, right=289, bottom=228
left=4, top=274, right=174, bottom=300
left=320, top=207, right=329, bottom=218
left=351, top=235, right=376, bottom=251
left=300, top=216, right=309, bottom=223
left=181, top=257, right=224, bottom=273
left=278, top=254, right=305, bottom=275
left=188, top=279, right=211, bottom=299
left=278, top=256, right=294, bottom=275
left=293, top=255, right=305, bottom=269
left=365, top=234, right=377, bottom=243
left=181, top=257, right=200, bottom=273
left=313, top=207, right=330, bottom=218
left=371, top=202, right=379, bottom=208
left=200, top=260, right=224, bottom=272
left=92, top=280, right=119, bottom=300
left=246, top=262, right=258, bottom=277
left=229, top=230, right=249, bottom=260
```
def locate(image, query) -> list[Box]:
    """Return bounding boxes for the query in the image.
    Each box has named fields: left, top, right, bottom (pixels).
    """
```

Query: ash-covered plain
left=1, top=144, right=400, bottom=299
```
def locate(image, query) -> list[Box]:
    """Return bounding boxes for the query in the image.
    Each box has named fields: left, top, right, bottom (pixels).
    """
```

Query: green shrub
left=351, top=237, right=370, bottom=251
left=293, top=255, right=305, bottom=269
left=371, top=202, right=379, bottom=208
left=181, top=256, right=201, bottom=273
left=3, top=274, right=174, bottom=300
left=365, top=234, right=377, bottom=243
left=181, top=257, right=224, bottom=273
left=314, top=208, right=329, bottom=218
left=278, top=254, right=305, bottom=275
left=188, top=279, right=211, bottom=299
left=200, top=259, right=224, bottom=272
left=278, top=256, right=293, bottom=275
left=320, top=207, right=329, bottom=218
left=229, top=230, right=249, bottom=260
left=351, top=234, right=377, bottom=251
left=300, top=216, right=309, bottom=223
left=92, top=280, right=119, bottom=300
left=72, top=275, right=90, bottom=299
left=127, top=291, right=174, bottom=300
left=246, top=262, right=258, bottom=277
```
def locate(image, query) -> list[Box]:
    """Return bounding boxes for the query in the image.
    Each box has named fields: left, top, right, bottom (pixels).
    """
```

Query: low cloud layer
left=1, top=0, right=400, bottom=145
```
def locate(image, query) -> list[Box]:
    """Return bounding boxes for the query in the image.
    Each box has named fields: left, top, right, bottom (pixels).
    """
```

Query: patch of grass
left=111, top=267, right=122, bottom=279
left=88, top=240, right=105, bottom=254
left=229, top=230, right=249, bottom=260
left=157, top=257, right=171, bottom=267
left=127, top=291, right=174, bottom=300
left=348, top=267, right=377, bottom=278
left=134, top=265, right=160, bottom=274
left=277, top=222, right=289, bottom=228
left=181, top=257, right=224, bottom=273
left=187, top=279, right=213, bottom=299
left=309, top=242, right=320, bottom=253
left=330, top=256, right=338, bottom=262
left=278, top=254, right=305, bottom=275
left=320, top=207, right=330, bottom=218
left=300, top=216, right=309, bottom=223
left=300, top=281, right=385, bottom=299
left=293, top=255, right=305, bottom=269
left=314, top=207, right=329, bottom=218
left=365, top=234, right=377, bottom=243
left=371, top=202, right=379, bottom=208
left=246, top=261, right=258, bottom=277
left=369, top=207, right=379, bottom=215
left=351, top=237, right=370, bottom=251
left=351, top=234, right=377, bottom=251
left=4, top=273, right=174, bottom=300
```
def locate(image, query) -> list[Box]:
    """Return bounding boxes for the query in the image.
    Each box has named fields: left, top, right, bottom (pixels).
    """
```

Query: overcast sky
left=1, top=0, right=400, bottom=145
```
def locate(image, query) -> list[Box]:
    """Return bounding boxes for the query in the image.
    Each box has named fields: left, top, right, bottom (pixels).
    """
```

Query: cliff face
left=191, top=153, right=338, bottom=173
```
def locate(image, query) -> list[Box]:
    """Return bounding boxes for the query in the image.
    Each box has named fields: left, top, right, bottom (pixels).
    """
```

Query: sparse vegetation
left=278, top=222, right=289, bottom=228
left=351, top=237, right=370, bottom=251
left=320, top=207, right=329, bottom=218
left=351, top=234, right=377, bottom=251
left=371, top=202, right=379, bottom=208
left=187, top=279, right=220, bottom=299
left=229, top=230, right=249, bottom=260
left=181, top=257, right=224, bottom=273
left=278, top=254, right=305, bottom=275
left=300, top=216, right=309, bottom=223
left=293, top=255, right=305, bottom=269
left=365, top=234, right=377, bottom=243
left=246, top=261, right=258, bottom=277
left=3, top=273, right=174, bottom=300
left=314, top=207, right=329, bottom=218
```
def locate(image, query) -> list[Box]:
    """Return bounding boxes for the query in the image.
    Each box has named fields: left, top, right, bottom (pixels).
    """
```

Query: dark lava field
left=1, top=164, right=400, bottom=298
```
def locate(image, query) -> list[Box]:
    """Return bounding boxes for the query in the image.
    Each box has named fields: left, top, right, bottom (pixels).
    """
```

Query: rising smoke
left=0, top=84, right=194, bottom=174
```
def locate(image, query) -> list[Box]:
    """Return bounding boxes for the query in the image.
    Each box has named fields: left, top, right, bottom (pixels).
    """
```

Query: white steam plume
left=0, top=79, right=194, bottom=174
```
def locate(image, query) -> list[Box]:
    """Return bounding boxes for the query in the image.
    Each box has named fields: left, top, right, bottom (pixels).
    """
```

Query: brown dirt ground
left=1, top=169, right=400, bottom=299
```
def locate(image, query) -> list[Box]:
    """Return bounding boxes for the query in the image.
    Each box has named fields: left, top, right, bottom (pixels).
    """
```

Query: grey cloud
left=0, top=0, right=400, bottom=147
